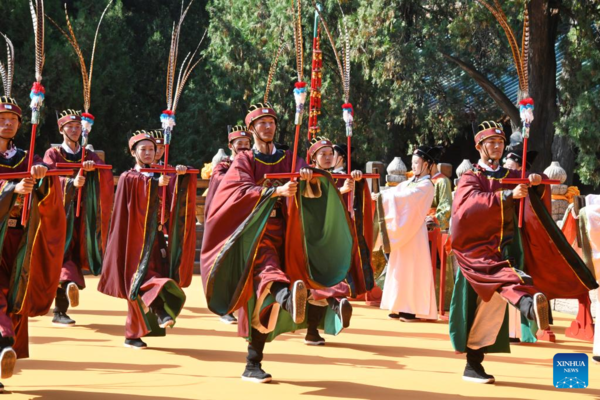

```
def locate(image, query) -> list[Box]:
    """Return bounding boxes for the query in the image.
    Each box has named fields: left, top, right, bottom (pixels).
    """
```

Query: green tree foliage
left=1, top=0, right=599, bottom=187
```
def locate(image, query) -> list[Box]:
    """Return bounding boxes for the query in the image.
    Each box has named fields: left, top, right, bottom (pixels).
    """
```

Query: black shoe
left=329, top=298, right=352, bottom=328
left=0, top=348, right=16, bottom=380
left=66, top=282, right=79, bottom=308
left=593, top=356, right=600, bottom=364
left=388, top=313, right=400, bottom=319
left=124, top=338, right=147, bottom=349
left=399, top=312, right=421, bottom=322
left=533, top=293, right=549, bottom=330
left=241, top=363, right=272, bottom=383
left=0, top=382, right=4, bottom=393
left=155, top=308, right=174, bottom=329
left=220, top=314, right=238, bottom=325
left=304, top=331, right=326, bottom=346
left=463, top=362, right=495, bottom=384
left=52, top=312, right=75, bottom=326
left=509, top=337, right=521, bottom=343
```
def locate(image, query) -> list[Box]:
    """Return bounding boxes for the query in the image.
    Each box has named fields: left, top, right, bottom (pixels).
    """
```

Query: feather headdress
left=47, top=0, right=113, bottom=135
left=0, top=33, right=22, bottom=119
left=29, top=0, right=46, bottom=123
left=161, top=0, right=207, bottom=137
left=264, top=29, right=288, bottom=105
left=314, top=2, right=353, bottom=137
left=474, top=0, right=530, bottom=95
left=0, top=33, right=15, bottom=99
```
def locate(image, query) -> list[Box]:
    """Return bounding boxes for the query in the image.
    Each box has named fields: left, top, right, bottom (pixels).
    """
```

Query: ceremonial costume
left=449, top=122, right=597, bottom=383
left=203, top=125, right=252, bottom=325
left=0, top=95, right=66, bottom=383
left=378, top=146, right=437, bottom=321
left=43, top=110, right=113, bottom=325
left=201, top=103, right=354, bottom=382
left=429, top=173, right=452, bottom=231
left=301, top=138, right=358, bottom=346
left=98, top=132, right=196, bottom=348
left=502, top=143, right=540, bottom=343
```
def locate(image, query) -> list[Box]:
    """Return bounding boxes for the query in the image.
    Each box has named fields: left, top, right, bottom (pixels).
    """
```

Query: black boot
left=517, top=293, right=549, bottom=330
left=463, top=347, right=495, bottom=384
left=53, top=287, right=75, bottom=326
left=271, top=281, right=307, bottom=324
left=242, top=331, right=272, bottom=383
left=304, top=304, right=326, bottom=345
left=327, top=298, right=353, bottom=328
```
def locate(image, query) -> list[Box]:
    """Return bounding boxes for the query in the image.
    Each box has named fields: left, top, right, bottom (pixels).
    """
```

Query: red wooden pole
left=517, top=137, right=528, bottom=228
left=75, top=146, right=86, bottom=218
left=160, top=144, right=170, bottom=226
left=21, top=123, right=38, bottom=226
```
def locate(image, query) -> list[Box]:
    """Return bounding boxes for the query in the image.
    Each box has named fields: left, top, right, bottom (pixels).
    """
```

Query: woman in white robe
left=376, top=146, right=437, bottom=321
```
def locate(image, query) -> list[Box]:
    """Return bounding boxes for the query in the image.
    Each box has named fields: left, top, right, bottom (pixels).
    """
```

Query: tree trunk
left=528, top=0, right=573, bottom=178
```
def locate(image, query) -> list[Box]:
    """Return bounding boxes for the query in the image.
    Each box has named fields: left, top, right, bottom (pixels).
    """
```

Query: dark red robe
left=204, top=159, right=231, bottom=219
left=201, top=149, right=354, bottom=339
left=98, top=169, right=195, bottom=339
left=43, top=146, right=114, bottom=285
left=451, top=165, right=597, bottom=304
left=0, top=149, right=66, bottom=358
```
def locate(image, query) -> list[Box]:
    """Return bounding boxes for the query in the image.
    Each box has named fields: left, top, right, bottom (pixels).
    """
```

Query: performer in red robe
left=450, top=121, right=597, bottom=384
left=43, top=109, right=113, bottom=326
left=204, top=125, right=251, bottom=222
left=0, top=96, right=66, bottom=389
left=98, top=132, right=196, bottom=349
left=202, top=103, right=354, bottom=383
left=203, top=125, right=251, bottom=325
left=333, top=142, right=379, bottom=306
left=301, top=138, right=360, bottom=345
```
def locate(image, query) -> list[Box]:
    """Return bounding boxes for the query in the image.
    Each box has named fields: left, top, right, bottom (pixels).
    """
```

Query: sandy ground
left=3, top=275, right=598, bottom=399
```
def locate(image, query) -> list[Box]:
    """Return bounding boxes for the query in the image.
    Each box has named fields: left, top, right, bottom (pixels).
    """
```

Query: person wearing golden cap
left=450, top=120, right=596, bottom=384
left=299, top=137, right=362, bottom=346
left=98, top=131, right=196, bottom=350
left=202, top=101, right=354, bottom=383
left=43, top=109, right=114, bottom=327
left=0, top=35, right=67, bottom=390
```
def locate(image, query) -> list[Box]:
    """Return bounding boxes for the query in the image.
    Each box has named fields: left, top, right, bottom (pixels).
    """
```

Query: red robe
left=98, top=169, right=196, bottom=339
left=0, top=149, right=66, bottom=358
left=43, top=146, right=114, bottom=285
left=202, top=149, right=354, bottom=339
left=333, top=176, right=375, bottom=297
left=451, top=165, right=597, bottom=304
left=204, top=159, right=231, bottom=219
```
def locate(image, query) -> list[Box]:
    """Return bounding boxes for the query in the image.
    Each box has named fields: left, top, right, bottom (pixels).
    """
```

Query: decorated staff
left=472, top=1, right=560, bottom=226
left=156, top=0, right=206, bottom=225
left=290, top=0, right=307, bottom=173
left=48, top=0, right=114, bottom=218
left=22, top=0, right=46, bottom=226
left=314, top=4, right=358, bottom=216
left=307, top=2, right=323, bottom=147
left=0, top=31, right=68, bottom=388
